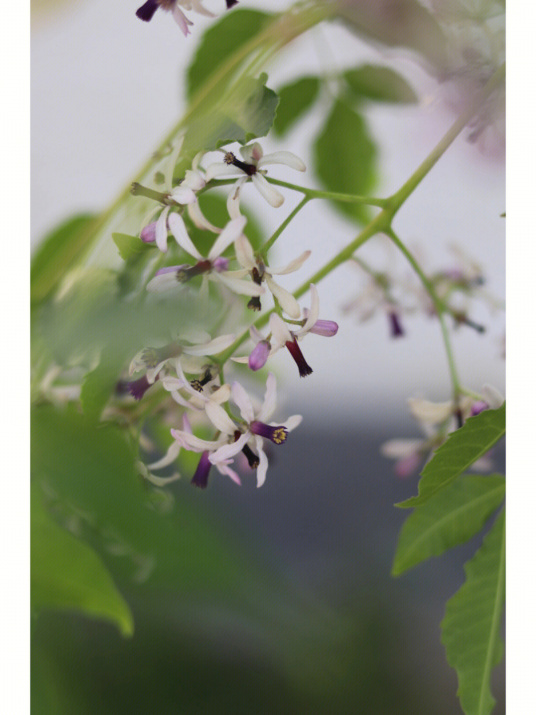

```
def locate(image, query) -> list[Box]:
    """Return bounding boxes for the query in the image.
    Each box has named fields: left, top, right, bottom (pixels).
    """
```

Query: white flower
left=234, top=233, right=310, bottom=318
left=204, top=142, right=306, bottom=214
left=136, top=1, right=216, bottom=37
left=146, top=216, right=265, bottom=300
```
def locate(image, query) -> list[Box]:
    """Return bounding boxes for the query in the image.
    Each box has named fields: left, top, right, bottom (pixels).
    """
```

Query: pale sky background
left=31, top=0, right=506, bottom=423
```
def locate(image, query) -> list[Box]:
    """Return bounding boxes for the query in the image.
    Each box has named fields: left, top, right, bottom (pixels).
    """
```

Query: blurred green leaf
left=313, top=99, right=377, bottom=224
left=31, top=482, right=134, bottom=637
left=31, top=214, right=97, bottom=303
left=112, top=232, right=154, bottom=263
left=399, top=404, right=506, bottom=509
left=441, top=509, right=505, bottom=715
left=273, top=76, right=320, bottom=135
left=344, top=65, right=417, bottom=104
left=186, top=9, right=273, bottom=100
left=336, top=0, right=447, bottom=70
left=392, top=475, right=505, bottom=575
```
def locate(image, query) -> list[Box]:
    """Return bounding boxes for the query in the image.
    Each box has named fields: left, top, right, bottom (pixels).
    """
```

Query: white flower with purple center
left=146, top=216, right=264, bottom=300
left=235, top=233, right=310, bottom=317
left=161, top=359, right=231, bottom=413
left=204, top=142, right=305, bottom=214
left=136, top=0, right=217, bottom=36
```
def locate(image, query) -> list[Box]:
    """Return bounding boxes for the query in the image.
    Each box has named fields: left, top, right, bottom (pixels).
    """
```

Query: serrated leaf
left=273, top=76, right=320, bottom=135
left=112, top=232, right=153, bottom=262
left=441, top=509, right=505, bottom=715
left=31, top=214, right=97, bottom=303
left=313, top=99, right=377, bottom=224
left=392, top=475, right=505, bottom=575
left=31, top=483, right=134, bottom=637
left=186, top=9, right=272, bottom=100
left=343, top=64, right=417, bottom=104
left=398, top=404, right=506, bottom=509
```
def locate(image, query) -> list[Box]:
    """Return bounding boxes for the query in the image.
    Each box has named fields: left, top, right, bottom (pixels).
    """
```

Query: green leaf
left=441, top=509, right=505, bottom=715
left=273, top=76, right=320, bottom=135
left=313, top=99, right=377, bottom=224
left=31, top=483, right=134, bottom=637
left=31, top=214, right=97, bottom=303
left=392, top=475, right=505, bottom=575
left=398, top=404, right=506, bottom=509
left=112, top=232, right=154, bottom=262
left=343, top=65, right=417, bottom=104
left=186, top=9, right=273, bottom=100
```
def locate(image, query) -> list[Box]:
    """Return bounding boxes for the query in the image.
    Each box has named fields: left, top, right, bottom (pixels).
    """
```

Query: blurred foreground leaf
left=314, top=99, right=377, bottom=224
left=392, top=475, right=505, bottom=575
left=398, top=404, right=506, bottom=508
left=344, top=64, right=417, bottom=104
left=273, top=76, right=320, bottom=135
left=31, top=482, right=134, bottom=637
left=441, top=509, right=505, bottom=715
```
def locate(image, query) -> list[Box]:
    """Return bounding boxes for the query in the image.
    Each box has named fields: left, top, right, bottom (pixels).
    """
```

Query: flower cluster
left=136, top=1, right=238, bottom=37
left=126, top=140, right=338, bottom=489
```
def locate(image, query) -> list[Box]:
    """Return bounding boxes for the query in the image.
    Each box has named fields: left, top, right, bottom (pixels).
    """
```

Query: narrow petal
left=481, top=384, right=504, bottom=409
left=168, top=212, right=202, bottom=259
left=172, top=6, right=193, bottom=36
left=170, top=430, right=225, bottom=453
left=265, top=275, right=301, bottom=319
left=210, top=432, right=249, bottom=463
left=251, top=174, right=284, bottom=207
left=215, top=461, right=242, bottom=486
left=231, top=381, right=255, bottom=423
left=146, top=270, right=181, bottom=293
left=258, top=151, right=306, bottom=172
left=183, top=333, right=235, bottom=356
left=208, top=216, right=247, bottom=260
left=257, top=373, right=277, bottom=423
left=269, top=313, right=292, bottom=349
left=299, top=284, right=319, bottom=334
left=269, top=250, right=311, bottom=276
left=283, top=414, right=303, bottom=432
left=205, top=401, right=237, bottom=435
left=169, top=185, right=197, bottom=205
left=188, top=201, right=221, bottom=233
left=190, top=1, right=216, bottom=19
left=155, top=206, right=170, bottom=252
left=255, top=440, right=268, bottom=488
left=205, top=163, right=244, bottom=181
left=234, top=234, right=256, bottom=270
left=214, top=273, right=264, bottom=296
left=227, top=177, right=247, bottom=219
left=240, top=143, right=263, bottom=164
left=408, top=398, right=454, bottom=425
left=148, top=440, right=182, bottom=470
left=182, top=169, right=206, bottom=192
left=381, top=439, right=423, bottom=459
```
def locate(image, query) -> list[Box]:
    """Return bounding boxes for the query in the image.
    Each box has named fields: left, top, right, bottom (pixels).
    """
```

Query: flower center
left=224, top=152, right=257, bottom=176
left=176, top=260, right=213, bottom=283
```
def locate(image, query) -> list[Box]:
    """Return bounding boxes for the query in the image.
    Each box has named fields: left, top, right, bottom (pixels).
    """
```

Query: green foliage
left=398, top=404, right=506, bottom=509
left=273, top=76, right=320, bottom=135
left=392, top=475, right=505, bottom=575
left=31, top=482, right=134, bottom=637
left=112, top=232, right=154, bottom=263
left=343, top=65, right=417, bottom=104
left=186, top=9, right=273, bottom=100
left=441, top=509, right=505, bottom=715
left=31, top=214, right=97, bottom=303
left=313, top=99, right=377, bottom=224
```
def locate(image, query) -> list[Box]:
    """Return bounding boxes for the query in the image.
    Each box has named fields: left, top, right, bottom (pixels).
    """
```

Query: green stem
left=266, top=177, right=388, bottom=208
left=260, top=196, right=310, bottom=256
left=386, top=229, right=462, bottom=396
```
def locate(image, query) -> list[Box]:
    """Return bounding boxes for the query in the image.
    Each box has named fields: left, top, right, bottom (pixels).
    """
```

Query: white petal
left=258, top=151, right=306, bottom=172
left=146, top=359, right=167, bottom=384
left=155, top=206, right=170, bottom=253
left=208, top=216, right=247, bottom=260
left=265, top=275, right=301, bottom=319
left=188, top=201, right=221, bottom=233
left=240, top=142, right=263, bottom=164
left=299, top=284, right=319, bottom=335
left=212, top=384, right=231, bottom=404
left=161, top=376, right=185, bottom=391
left=129, top=350, right=146, bottom=377
left=172, top=6, right=193, bottom=36
left=257, top=373, right=277, bottom=423
left=227, top=177, right=247, bottom=219
left=146, top=271, right=180, bottom=293
left=205, top=401, right=237, bottom=435
left=269, top=250, right=311, bottom=276
left=205, top=163, right=244, bottom=181
left=215, top=462, right=242, bottom=486
left=283, top=414, right=303, bottom=432
left=210, top=432, right=249, bottom=463
left=481, top=384, right=505, bottom=409
left=230, top=355, right=249, bottom=364
left=214, top=273, right=264, bottom=296
left=190, top=0, right=216, bottom=18
left=169, top=185, right=197, bottom=205
left=148, top=440, right=182, bottom=470
left=269, top=313, right=292, bottom=349
left=182, top=169, right=206, bottom=192
left=408, top=398, right=454, bottom=425
left=255, top=440, right=268, bottom=488
left=183, top=333, right=235, bottom=356
left=251, top=174, right=284, bottom=207
left=381, top=439, right=423, bottom=459
left=170, top=430, right=225, bottom=452
left=168, top=212, right=202, bottom=259
left=234, top=234, right=256, bottom=270
left=231, top=381, right=255, bottom=423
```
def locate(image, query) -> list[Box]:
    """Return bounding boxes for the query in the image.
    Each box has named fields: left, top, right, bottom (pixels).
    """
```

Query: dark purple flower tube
left=285, top=337, right=313, bottom=378
left=136, top=0, right=160, bottom=22
left=388, top=311, right=404, bottom=338
left=127, top=375, right=153, bottom=400
left=248, top=340, right=270, bottom=371
left=191, top=451, right=212, bottom=489
left=250, top=421, right=287, bottom=445
left=226, top=0, right=239, bottom=8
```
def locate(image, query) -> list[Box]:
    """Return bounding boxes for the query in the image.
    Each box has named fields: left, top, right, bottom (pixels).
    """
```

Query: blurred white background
left=31, top=0, right=505, bottom=423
